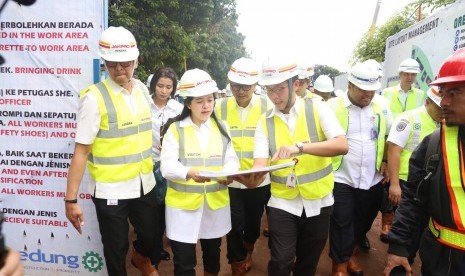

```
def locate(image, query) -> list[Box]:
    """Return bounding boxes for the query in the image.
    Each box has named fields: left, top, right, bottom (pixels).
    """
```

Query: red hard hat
left=430, top=48, right=465, bottom=85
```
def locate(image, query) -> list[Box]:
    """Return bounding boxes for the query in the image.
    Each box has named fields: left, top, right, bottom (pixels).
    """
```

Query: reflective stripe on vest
left=429, top=218, right=465, bottom=251
left=441, top=124, right=465, bottom=230
left=382, top=87, right=425, bottom=118
left=216, top=96, right=269, bottom=170
left=165, top=118, right=230, bottom=210
left=92, top=82, right=152, bottom=138
left=329, top=96, right=386, bottom=171
left=270, top=164, right=333, bottom=184
left=168, top=182, right=227, bottom=193
left=265, top=98, right=333, bottom=200
left=398, top=107, right=438, bottom=181
left=83, top=80, right=153, bottom=182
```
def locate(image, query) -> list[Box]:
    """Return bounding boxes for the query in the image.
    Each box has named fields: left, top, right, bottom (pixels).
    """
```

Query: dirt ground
left=126, top=213, right=421, bottom=275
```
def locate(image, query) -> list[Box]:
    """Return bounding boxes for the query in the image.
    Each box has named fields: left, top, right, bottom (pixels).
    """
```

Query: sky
left=235, top=0, right=416, bottom=72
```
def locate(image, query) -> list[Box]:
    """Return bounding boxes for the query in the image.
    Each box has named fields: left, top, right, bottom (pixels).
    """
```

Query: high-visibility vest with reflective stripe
left=165, top=119, right=229, bottom=210
left=263, top=98, right=334, bottom=200
left=441, top=124, right=465, bottom=231
left=382, top=86, right=425, bottom=118
left=214, top=95, right=269, bottom=170
left=429, top=218, right=465, bottom=251
left=81, top=80, right=153, bottom=182
left=398, top=106, right=438, bottom=181
left=329, top=97, right=386, bottom=171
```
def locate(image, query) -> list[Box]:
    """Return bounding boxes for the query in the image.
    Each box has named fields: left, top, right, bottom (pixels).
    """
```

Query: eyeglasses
left=265, top=85, right=288, bottom=94
left=105, top=61, right=133, bottom=68
left=230, top=83, right=252, bottom=92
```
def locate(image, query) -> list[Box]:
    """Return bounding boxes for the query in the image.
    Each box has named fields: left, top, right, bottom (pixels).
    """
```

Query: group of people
left=63, top=25, right=465, bottom=276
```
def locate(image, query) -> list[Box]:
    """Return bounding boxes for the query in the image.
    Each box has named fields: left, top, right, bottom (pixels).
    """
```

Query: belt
left=429, top=218, right=465, bottom=251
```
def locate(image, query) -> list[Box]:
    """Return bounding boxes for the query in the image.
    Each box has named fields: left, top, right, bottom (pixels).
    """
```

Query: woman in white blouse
left=160, top=68, right=239, bottom=276
left=148, top=67, right=184, bottom=263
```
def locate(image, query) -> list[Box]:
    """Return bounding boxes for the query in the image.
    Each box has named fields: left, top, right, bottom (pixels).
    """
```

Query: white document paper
left=199, top=160, right=296, bottom=179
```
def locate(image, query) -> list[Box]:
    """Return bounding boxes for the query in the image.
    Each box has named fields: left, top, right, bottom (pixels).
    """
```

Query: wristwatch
left=64, top=198, right=78, bottom=204
left=296, top=142, right=304, bottom=154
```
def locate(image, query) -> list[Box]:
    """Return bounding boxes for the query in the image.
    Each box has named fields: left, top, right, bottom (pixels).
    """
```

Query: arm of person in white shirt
left=387, top=142, right=402, bottom=206
left=386, top=116, right=411, bottom=206
left=65, top=94, right=100, bottom=234
left=65, top=142, right=91, bottom=234
left=271, top=135, right=348, bottom=161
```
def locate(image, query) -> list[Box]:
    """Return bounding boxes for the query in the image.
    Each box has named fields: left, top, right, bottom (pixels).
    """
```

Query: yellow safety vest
left=428, top=124, right=465, bottom=251
left=398, top=107, right=438, bottom=181
left=215, top=95, right=270, bottom=170
left=165, top=119, right=229, bottom=210
left=329, top=96, right=386, bottom=171
left=263, top=98, right=334, bottom=200
left=81, top=80, right=153, bottom=182
left=382, top=86, right=426, bottom=118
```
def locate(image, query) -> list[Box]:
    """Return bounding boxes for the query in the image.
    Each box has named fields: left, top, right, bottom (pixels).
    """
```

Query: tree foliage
left=313, top=65, right=342, bottom=79
left=351, top=0, right=455, bottom=64
left=351, top=8, right=418, bottom=64
left=413, top=0, right=455, bottom=9
left=108, top=0, right=246, bottom=88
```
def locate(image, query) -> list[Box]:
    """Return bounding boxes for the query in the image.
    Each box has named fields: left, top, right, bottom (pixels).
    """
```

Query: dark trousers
left=226, top=185, right=271, bottom=263
left=153, top=162, right=168, bottom=263
left=419, top=229, right=465, bottom=276
left=170, top=238, right=222, bottom=276
left=267, top=206, right=332, bottom=276
left=92, top=187, right=160, bottom=276
left=329, top=182, right=383, bottom=263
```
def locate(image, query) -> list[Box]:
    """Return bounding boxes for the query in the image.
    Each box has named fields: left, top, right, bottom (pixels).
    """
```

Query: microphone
left=13, top=0, right=36, bottom=5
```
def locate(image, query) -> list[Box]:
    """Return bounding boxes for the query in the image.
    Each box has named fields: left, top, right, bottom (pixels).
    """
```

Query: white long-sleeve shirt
left=160, top=116, right=239, bottom=243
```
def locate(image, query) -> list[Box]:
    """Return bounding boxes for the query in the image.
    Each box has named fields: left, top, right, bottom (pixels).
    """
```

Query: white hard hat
left=228, top=57, right=260, bottom=85
left=259, top=56, right=298, bottom=86
left=98, top=26, right=139, bottom=62
left=348, top=62, right=381, bottom=91
left=363, top=59, right=384, bottom=78
left=178, top=69, right=218, bottom=98
left=146, top=74, right=154, bottom=88
left=398, top=58, right=420, bottom=73
left=426, top=85, right=441, bottom=106
left=298, top=64, right=314, bottom=79
left=313, top=75, right=334, bottom=93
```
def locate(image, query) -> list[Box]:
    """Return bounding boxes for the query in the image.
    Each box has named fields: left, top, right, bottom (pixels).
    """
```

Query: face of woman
left=154, top=77, right=174, bottom=103
left=188, top=94, right=215, bottom=126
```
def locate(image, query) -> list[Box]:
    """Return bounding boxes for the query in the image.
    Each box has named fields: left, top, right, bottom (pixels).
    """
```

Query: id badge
left=107, top=199, right=118, bottom=206
left=286, top=172, right=296, bottom=188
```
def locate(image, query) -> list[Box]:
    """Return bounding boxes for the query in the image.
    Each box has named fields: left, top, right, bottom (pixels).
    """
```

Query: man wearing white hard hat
left=214, top=57, right=273, bottom=274
left=235, top=56, right=348, bottom=275
left=384, top=86, right=442, bottom=274
left=160, top=68, right=240, bottom=276
left=327, top=62, right=392, bottom=275
left=65, top=26, right=160, bottom=276
left=382, top=58, right=426, bottom=118
left=380, top=58, right=426, bottom=245
left=313, top=75, right=334, bottom=101
left=361, top=58, right=391, bottom=251
left=296, top=63, right=322, bottom=100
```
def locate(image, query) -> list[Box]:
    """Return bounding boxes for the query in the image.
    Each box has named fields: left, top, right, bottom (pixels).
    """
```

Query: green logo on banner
left=411, top=46, right=434, bottom=91
left=82, top=251, right=104, bottom=273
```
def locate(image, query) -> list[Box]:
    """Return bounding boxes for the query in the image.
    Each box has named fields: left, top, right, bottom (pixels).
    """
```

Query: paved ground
left=127, top=213, right=421, bottom=275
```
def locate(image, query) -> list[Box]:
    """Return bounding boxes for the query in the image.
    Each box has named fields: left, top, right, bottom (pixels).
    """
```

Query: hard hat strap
left=283, top=78, right=293, bottom=111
